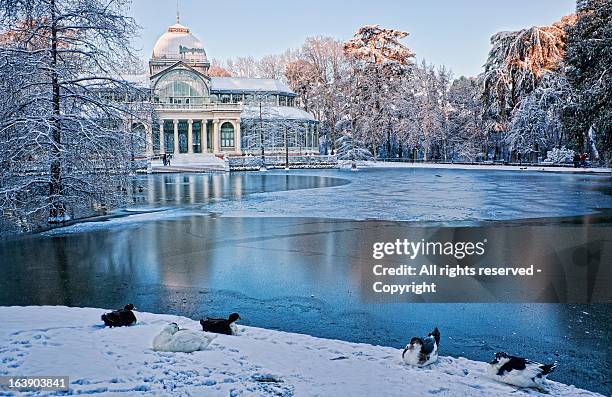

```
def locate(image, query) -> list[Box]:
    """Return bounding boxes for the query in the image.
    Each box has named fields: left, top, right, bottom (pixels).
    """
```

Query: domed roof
left=152, top=21, right=208, bottom=63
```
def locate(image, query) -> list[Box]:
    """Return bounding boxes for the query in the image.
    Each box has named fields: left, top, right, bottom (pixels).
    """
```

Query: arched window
left=153, top=69, right=209, bottom=105
left=131, top=123, right=147, bottom=155
left=220, top=122, right=235, bottom=148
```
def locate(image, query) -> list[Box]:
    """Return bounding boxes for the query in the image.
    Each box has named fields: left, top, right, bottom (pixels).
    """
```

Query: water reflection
left=132, top=172, right=348, bottom=208
left=0, top=170, right=610, bottom=394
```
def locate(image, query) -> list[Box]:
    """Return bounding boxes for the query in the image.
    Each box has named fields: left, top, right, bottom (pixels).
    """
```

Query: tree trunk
left=49, top=0, right=65, bottom=222
left=330, top=121, right=337, bottom=155
left=397, top=140, right=402, bottom=159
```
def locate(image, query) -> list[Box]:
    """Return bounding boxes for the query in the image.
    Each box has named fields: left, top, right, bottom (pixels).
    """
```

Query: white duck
left=487, top=352, right=556, bottom=389
left=152, top=323, right=216, bottom=353
left=402, top=327, right=440, bottom=367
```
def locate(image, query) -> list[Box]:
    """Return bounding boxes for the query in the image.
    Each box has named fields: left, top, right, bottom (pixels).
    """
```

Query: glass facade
left=154, top=69, right=209, bottom=105
left=220, top=122, right=235, bottom=148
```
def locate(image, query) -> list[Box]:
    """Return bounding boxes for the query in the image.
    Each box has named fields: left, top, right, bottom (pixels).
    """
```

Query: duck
left=402, top=327, right=440, bottom=367
left=101, top=304, right=137, bottom=327
left=152, top=323, right=216, bottom=353
left=487, top=352, right=556, bottom=389
left=199, top=313, right=240, bottom=335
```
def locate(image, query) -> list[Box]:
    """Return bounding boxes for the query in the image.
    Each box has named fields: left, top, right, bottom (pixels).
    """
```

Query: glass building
left=130, top=17, right=319, bottom=162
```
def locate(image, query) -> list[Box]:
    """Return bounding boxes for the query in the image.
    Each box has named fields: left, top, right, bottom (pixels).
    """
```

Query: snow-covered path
left=0, top=307, right=603, bottom=396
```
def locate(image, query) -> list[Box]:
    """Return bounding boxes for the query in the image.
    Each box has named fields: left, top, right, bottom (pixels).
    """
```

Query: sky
left=129, top=0, right=576, bottom=78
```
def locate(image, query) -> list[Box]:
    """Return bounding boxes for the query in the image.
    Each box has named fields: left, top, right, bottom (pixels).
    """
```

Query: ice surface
left=37, top=166, right=612, bottom=235
left=208, top=167, right=612, bottom=223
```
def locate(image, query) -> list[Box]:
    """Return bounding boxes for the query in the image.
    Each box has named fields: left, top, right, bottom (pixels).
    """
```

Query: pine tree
left=344, top=25, right=415, bottom=158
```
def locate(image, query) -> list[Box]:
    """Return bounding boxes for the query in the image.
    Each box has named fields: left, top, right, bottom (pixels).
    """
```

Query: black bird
left=101, top=304, right=137, bottom=327
left=487, top=352, right=556, bottom=388
left=200, top=313, right=240, bottom=335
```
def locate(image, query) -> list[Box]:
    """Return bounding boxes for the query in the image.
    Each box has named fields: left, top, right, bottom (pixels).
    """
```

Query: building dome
left=152, top=21, right=208, bottom=63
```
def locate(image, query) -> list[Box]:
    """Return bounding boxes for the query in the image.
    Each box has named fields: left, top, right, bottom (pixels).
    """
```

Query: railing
left=228, top=155, right=337, bottom=171
left=374, top=158, right=584, bottom=167
left=153, top=102, right=243, bottom=111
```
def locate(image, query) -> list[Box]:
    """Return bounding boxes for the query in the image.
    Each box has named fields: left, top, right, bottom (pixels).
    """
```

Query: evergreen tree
left=562, top=0, right=611, bottom=164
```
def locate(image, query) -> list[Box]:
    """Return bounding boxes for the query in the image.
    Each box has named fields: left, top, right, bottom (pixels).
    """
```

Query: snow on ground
left=0, top=306, right=603, bottom=396
left=342, top=160, right=612, bottom=174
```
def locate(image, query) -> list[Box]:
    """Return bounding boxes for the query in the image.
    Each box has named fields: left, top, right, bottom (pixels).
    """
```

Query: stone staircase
left=151, top=153, right=228, bottom=173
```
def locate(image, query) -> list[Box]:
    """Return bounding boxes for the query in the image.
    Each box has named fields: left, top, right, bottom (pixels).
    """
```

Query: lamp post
left=259, top=100, right=266, bottom=171
left=285, top=125, right=289, bottom=170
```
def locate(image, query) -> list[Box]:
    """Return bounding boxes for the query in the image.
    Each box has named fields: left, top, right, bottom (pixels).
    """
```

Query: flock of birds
left=102, top=304, right=557, bottom=391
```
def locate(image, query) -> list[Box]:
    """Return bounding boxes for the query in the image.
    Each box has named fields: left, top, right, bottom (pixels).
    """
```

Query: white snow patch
left=40, top=208, right=205, bottom=236
left=0, top=306, right=603, bottom=396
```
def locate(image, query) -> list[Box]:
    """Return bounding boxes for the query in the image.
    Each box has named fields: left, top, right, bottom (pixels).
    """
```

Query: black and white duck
left=200, top=313, right=240, bottom=335
left=402, top=327, right=440, bottom=367
left=487, top=352, right=556, bottom=389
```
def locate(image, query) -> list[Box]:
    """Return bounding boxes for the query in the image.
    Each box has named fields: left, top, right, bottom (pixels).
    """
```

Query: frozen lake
left=1, top=168, right=611, bottom=394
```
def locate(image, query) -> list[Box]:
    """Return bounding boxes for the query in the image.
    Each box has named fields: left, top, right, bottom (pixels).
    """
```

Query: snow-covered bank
left=0, top=306, right=603, bottom=396
left=345, top=160, right=612, bottom=174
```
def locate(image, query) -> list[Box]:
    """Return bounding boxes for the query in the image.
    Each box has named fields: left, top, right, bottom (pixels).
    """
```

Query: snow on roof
left=211, top=77, right=295, bottom=95
left=242, top=105, right=316, bottom=122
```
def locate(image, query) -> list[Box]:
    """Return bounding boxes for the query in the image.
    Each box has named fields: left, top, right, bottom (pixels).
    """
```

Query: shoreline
left=0, top=306, right=605, bottom=397
left=346, top=160, right=612, bottom=174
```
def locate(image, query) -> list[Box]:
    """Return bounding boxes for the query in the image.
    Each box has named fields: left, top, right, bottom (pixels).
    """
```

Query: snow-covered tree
left=208, top=59, right=232, bottom=77
left=506, top=73, right=571, bottom=161
left=297, top=37, right=348, bottom=155
left=0, top=0, right=146, bottom=231
left=562, top=0, right=611, bottom=165
left=334, top=117, right=373, bottom=164
left=344, top=25, right=415, bottom=158
left=344, top=25, right=414, bottom=66
left=482, top=15, right=576, bottom=135
left=447, top=76, right=487, bottom=162
left=224, top=56, right=259, bottom=78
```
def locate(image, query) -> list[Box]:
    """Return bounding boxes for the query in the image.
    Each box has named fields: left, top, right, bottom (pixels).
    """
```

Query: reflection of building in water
left=126, top=16, right=319, bottom=162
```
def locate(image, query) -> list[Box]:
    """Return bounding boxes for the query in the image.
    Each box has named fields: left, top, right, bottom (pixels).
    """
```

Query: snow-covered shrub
left=543, top=147, right=574, bottom=164
left=335, top=134, right=374, bottom=161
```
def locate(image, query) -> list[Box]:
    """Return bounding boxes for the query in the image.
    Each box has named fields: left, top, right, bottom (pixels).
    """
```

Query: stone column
left=187, top=119, right=193, bottom=154
left=235, top=120, right=242, bottom=154
left=173, top=119, right=179, bottom=154
left=201, top=119, right=208, bottom=154
left=159, top=122, right=165, bottom=154
left=213, top=119, right=220, bottom=154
